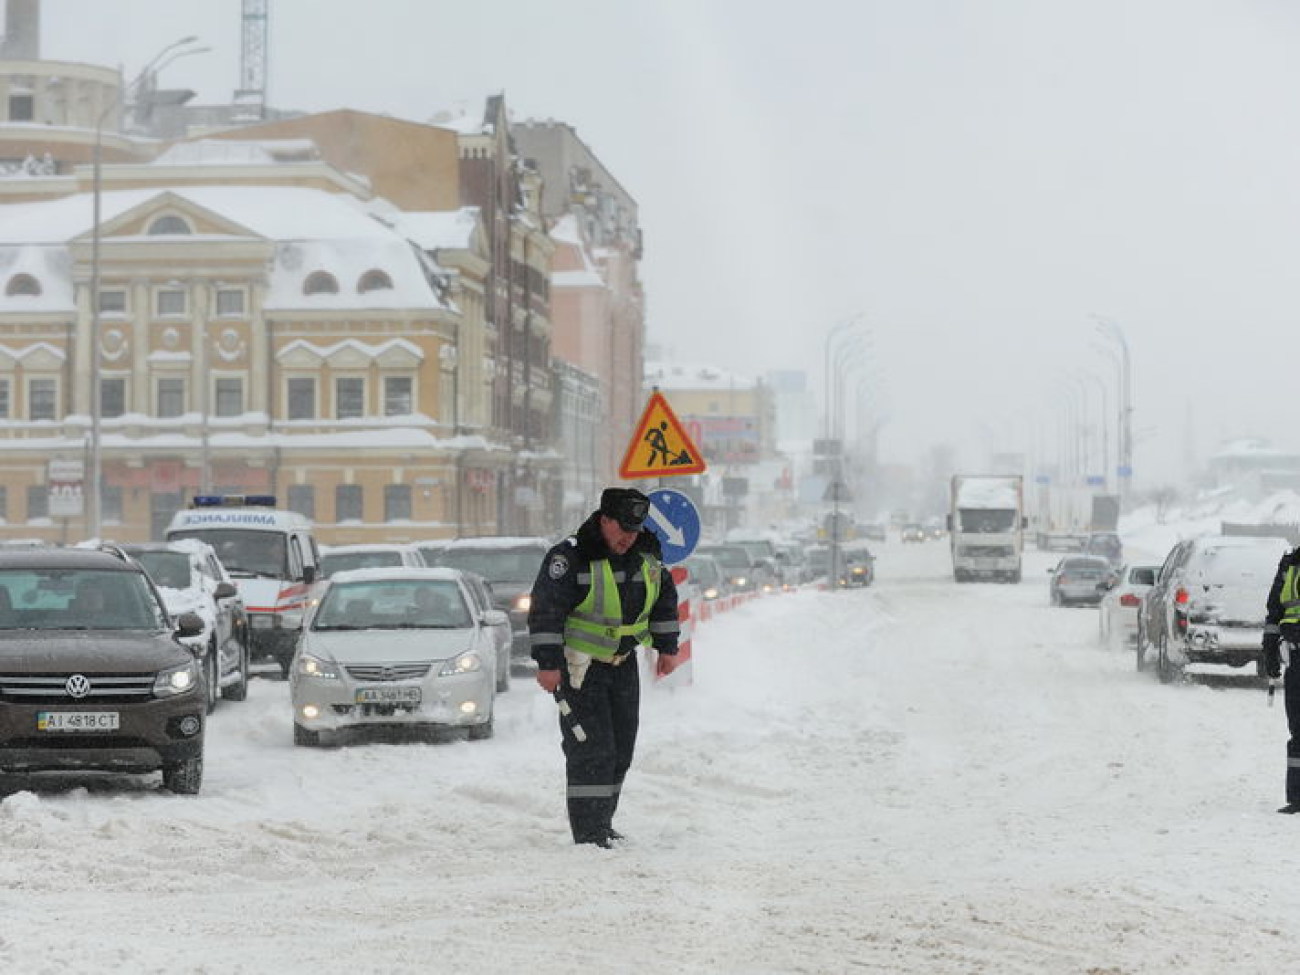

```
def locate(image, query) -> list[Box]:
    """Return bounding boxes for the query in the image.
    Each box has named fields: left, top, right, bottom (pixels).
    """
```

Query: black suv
left=431, top=537, right=553, bottom=669
left=0, top=547, right=207, bottom=793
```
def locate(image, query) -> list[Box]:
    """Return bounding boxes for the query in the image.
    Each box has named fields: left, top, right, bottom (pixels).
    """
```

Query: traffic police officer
left=1265, top=545, right=1300, bottom=813
left=1263, top=551, right=1300, bottom=816
left=528, top=487, right=681, bottom=847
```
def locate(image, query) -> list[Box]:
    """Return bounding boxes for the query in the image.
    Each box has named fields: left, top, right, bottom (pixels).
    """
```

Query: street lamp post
left=86, top=36, right=207, bottom=538
left=1093, top=316, right=1133, bottom=507
left=822, top=314, right=865, bottom=441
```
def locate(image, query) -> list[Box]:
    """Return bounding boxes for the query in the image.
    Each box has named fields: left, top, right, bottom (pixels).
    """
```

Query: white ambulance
left=166, top=495, right=323, bottom=678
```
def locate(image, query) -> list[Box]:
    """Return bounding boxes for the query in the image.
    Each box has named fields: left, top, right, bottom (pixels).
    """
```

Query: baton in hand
left=553, top=689, right=587, bottom=742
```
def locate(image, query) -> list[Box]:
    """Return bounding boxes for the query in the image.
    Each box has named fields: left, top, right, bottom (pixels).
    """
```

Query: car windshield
left=170, top=528, right=287, bottom=578
left=0, top=568, right=166, bottom=631
left=320, top=551, right=405, bottom=578
left=434, top=546, right=544, bottom=583
left=130, top=551, right=193, bottom=590
left=699, top=546, right=750, bottom=569
left=312, top=579, right=470, bottom=630
left=957, top=509, right=1018, bottom=533
left=686, top=559, right=720, bottom=585
left=1061, top=559, right=1110, bottom=574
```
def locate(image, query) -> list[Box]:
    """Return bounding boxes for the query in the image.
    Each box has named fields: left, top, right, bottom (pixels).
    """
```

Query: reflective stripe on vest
left=563, top=554, right=661, bottom=660
left=1283, top=566, right=1300, bottom=625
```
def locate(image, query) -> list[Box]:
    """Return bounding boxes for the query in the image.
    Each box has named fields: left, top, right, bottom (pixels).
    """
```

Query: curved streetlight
left=822, top=314, right=865, bottom=440
left=1091, top=315, right=1132, bottom=506
left=88, top=36, right=207, bottom=538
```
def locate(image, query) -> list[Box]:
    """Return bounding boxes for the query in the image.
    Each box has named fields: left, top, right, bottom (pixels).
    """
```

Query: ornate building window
left=357, top=269, right=393, bottom=293
left=335, top=484, right=363, bottom=522
left=384, top=485, right=411, bottom=522
left=286, top=377, right=316, bottom=420
left=335, top=377, right=364, bottom=419
left=5, top=273, right=40, bottom=297
left=27, top=378, right=56, bottom=420
left=383, top=376, right=413, bottom=416
left=156, top=377, right=185, bottom=418
left=148, top=215, right=192, bottom=235
left=303, top=271, right=339, bottom=295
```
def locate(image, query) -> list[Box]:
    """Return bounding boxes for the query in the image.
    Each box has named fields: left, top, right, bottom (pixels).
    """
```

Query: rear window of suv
left=0, top=568, right=166, bottom=630
left=434, top=545, right=547, bottom=582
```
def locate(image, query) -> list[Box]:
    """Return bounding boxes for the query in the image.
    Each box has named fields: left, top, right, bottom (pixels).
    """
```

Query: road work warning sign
left=618, top=391, right=707, bottom=479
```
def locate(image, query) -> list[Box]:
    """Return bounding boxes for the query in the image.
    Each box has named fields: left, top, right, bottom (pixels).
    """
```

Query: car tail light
left=1175, top=587, right=1189, bottom=605
left=1120, top=593, right=1140, bottom=607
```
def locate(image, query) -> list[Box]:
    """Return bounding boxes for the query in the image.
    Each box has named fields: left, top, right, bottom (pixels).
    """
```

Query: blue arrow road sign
left=646, top=488, right=702, bottom=565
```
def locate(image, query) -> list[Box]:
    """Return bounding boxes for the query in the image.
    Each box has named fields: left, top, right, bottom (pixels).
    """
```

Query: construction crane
left=234, top=0, right=268, bottom=120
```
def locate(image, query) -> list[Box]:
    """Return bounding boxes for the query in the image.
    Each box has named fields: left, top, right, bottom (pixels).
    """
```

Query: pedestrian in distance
left=528, top=486, right=681, bottom=847
left=1264, top=545, right=1300, bottom=813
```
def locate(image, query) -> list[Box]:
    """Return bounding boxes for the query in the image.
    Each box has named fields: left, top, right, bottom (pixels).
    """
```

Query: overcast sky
left=33, top=0, right=1300, bottom=489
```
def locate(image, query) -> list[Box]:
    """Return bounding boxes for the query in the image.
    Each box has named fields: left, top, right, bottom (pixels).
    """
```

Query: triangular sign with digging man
left=618, top=391, right=708, bottom=479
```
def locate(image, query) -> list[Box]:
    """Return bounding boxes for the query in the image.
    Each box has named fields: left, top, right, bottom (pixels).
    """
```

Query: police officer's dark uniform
left=528, top=488, right=680, bottom=846
left=1264, top=547, right=1300, bottom=813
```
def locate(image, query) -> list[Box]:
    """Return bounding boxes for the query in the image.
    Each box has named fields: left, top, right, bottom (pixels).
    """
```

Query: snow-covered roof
left=644, top=361, right=757, bottom=390
left=386, top=209, right=481, bottom=252
left=0, top=246, right=75, bottom=313
left=0, top=186, right=448, bottom=314
left=150, top=139, right=322, bottom=167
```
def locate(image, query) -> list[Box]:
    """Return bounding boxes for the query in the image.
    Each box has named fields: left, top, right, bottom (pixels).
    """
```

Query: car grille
left=343, top=663, right=431, bottom=682
left=964, top=546, right=1012, bottom=557
left=3, top=736, right=154, bottom=751
left=0, top=674, right=156, bottom=704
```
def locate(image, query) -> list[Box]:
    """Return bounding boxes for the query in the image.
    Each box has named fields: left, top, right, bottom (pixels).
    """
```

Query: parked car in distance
left=838, top=541, right=875, bottom=587
left=430, top=537, right=553, bottom=669
left=1048, top=555, right=1114, bottom=607
left=683, top=552, right=728, bottom=601
left=119, top=539, right=250, bottom=713
left=696, top=543, right=758, bottom=594
left=772, top=541, right=810, bottom=587
left=1098, top=563, right=1158, bottom=651
left=1137, top=534, right=1288, bottom=682
left=318, top=542, right=427, bottom=578
left=1083, top=532, right=1124, bottom=567
left=805, top=544, right=830, bottom=583
left=901, top=523, right=927, bottom=543
left=291, top=567, right=503, bottom=746
left=0, top=546, right=206, bottom=793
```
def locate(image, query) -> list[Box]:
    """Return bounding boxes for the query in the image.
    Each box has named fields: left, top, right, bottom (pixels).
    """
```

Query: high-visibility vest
left=1282, top=564, right=1300, bottom=626
left=563, top=554, right=661, bottom=660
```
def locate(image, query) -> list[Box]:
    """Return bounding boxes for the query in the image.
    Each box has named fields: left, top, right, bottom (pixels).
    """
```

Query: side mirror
left=482, top=609, right=509, bottom=627
left=175, top=611, right=204, bottom=639
left=214, top=581, right=237, bottom=600
left=302, top=564, right=317, bottom=585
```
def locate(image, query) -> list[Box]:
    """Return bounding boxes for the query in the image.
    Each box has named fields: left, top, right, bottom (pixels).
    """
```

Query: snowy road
left=2, top=538, right=1299, bottom=973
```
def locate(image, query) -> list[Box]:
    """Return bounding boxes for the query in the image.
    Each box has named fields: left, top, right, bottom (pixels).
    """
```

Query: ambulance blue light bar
left=191, top=494, right=278, bottom=508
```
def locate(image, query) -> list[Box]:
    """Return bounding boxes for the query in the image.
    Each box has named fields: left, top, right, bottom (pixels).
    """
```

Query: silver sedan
left=290, top=567, right=506, bottom=746
left=1097, top=563, right=1157, bottom=650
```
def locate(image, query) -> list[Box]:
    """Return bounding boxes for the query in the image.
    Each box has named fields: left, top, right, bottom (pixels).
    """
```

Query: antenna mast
left=235, top=0, right=268, bottom=119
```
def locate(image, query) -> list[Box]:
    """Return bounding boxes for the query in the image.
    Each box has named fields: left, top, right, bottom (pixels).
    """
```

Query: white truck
left=948, top=474, right=1026, bottom=583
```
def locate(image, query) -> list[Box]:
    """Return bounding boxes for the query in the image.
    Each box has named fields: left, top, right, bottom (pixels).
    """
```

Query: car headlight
left=297, top=652, right=340, bottom=680
left=513, top=593, right=532, bottom=613
left=153, top=660, right=200, bottom=697
left=438, top=651, right=483, bottom=677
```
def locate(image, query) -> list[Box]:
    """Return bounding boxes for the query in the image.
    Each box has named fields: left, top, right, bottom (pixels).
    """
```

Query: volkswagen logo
left=65, top=674, right=91, bottom=699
